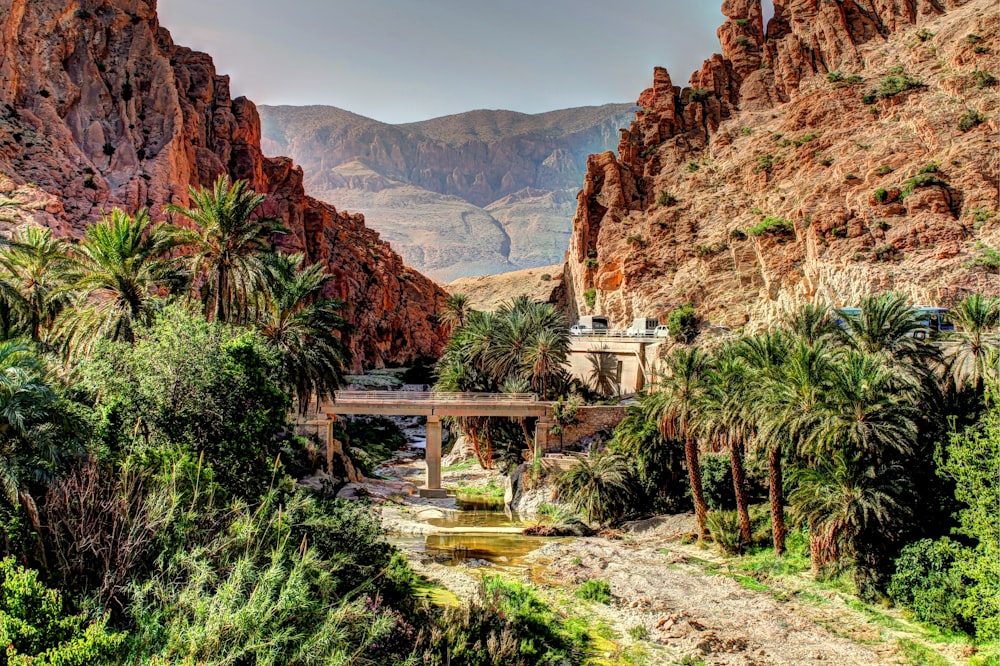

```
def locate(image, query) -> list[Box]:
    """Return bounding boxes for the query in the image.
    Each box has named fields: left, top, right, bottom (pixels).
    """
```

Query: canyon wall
left=0, top=0, right=446, bottom=369
left=565, top=0, right=998, bottom=330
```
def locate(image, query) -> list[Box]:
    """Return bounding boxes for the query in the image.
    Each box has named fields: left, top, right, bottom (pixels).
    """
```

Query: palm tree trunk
left=730, top=441, right=752, bottom=546
left=768, top=443, right=786, bottom=556
left=685, top=437, right=708, bottom=538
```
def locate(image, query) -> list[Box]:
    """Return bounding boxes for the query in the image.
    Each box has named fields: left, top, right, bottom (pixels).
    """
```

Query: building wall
left=544, top=405, right=628, bottom=452
left=566, top=338, right=662, bottom=395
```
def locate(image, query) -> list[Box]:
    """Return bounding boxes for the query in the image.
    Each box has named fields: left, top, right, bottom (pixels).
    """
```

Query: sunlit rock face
left=563, top=0, right=998, bottom=330
left=0, top=0, right=447, bottom=369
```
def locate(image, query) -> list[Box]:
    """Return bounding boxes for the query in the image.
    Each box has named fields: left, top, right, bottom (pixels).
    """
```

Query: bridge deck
left=323, top=391, right=550, bottom=417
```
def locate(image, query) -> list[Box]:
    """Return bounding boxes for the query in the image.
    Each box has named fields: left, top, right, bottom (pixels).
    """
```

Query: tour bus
left=834, top=305, right=954, bottom=338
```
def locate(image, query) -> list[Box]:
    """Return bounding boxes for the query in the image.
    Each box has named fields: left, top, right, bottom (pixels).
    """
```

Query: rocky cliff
left=258, top=104, right=634, bottom=281
left=565, top=0, right=999, bottom=330
left=0, top=0, right=446, bottom=369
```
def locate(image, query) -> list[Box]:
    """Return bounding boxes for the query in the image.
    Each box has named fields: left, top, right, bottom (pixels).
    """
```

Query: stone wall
left=545, top=405, right=627, bottom=452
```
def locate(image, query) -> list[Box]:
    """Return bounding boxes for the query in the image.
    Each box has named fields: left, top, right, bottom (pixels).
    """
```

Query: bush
left=687, top=161, right=700, bottom=172
left=575, top=579, right=612, bottom=603
left=699, top=453, right=735, bottom=510
left=874, top=188, right=889, bottom=203
left=888, top=538, right=971, bottom=633
left=540, top=273, right=552, bottom=281
left=875, top=73, right=926, bottom=99
left=754, top=154, right=775, bottom=173
left=417, top=576, right=588, bottom=665
left=657, top=191, right=678, bottom=206
left=584, top=288, right=597, bottom=309
left=959, top=111, right=986, bottom=132
left=0, top=557, right=125, bottom=665
left=667, top=304, right=698, bottom=343
left=875, top=165, right=893, bottom=176
left=901, top=173, right=946, bottom=198
left=690, top=87, right=710, bottom=102
left=915, top=28, right=934, bottom=42
left=747, top=216, right=795, bottom=238
left=972, top=70, right=997, bottom=88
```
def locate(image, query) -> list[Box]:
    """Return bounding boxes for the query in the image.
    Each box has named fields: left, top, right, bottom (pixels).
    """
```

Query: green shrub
left=696, top=242, right=728, bottom=257
left=576, top=579, right=612, bottom=604
left=862, top=90, right=878, bottom=105
left=819, top=156, right=834, bottom=166
left=793, top=132, right=819, bottom=147
left=707, top=510, right=745, bottom=554
left=973, top=44, right=988, bottom=54
left=973, top=70, right=997, bottom=88
left=959, top=111, right=986, bottom=132
left=967, top=34, right=982, bottom=44
left=741, top=126, right=753, bottom=136
left=584, top=288, right=597, bottom=309
left=874, top=188, right=889, bottom=203
left=875, top=165, right=893, bottom=176
left=584, top=257, right=598, bottom=269
left=845, top=74, right=864, bottom=84
left=735, top=18, right=748, bottom=26
left=699, top=453, right=735, bottom=510
left=901, top=173, right=947, bottom=198
left=628, top=624, right=649, bottom=640
left=667, top=304, right=698, bottom=343
left=690, top=88, right=710, bottom=102
left=657, top=191, right=678, bottom=206
left=626, top=234, right=645, bottom=246
left=736, top=35, right=753, bottom=48
left=687, top=161, right=700, bottom=172
left=754, top=154, right=775, bottom=173
left=540, top=273, right=552, bottom=281
left=967, top=243, right=1000, bottom=271
left=747, top=216, right=794, bottom=238
left=875, top=73, right=926, bottom=98
left=919, top=162, right=940, bottom=174
left=0, top=557, right=125, bottom=665
left=915, top=28, right=934, bottom=42
left=874, top=244, right=900, bottom=262
left=827, top=71, right=845, bottom=83
left=889, top=538, right=971, bottom=633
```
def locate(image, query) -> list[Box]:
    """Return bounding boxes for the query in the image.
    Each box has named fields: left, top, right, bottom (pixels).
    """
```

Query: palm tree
left=441, top=293, right=473, bottom=331
left=643, top=347, right=711, bottom=538
left=0, top=226, right=70, bottom=342
left=941, top=293, right=1000, bottom=392
left=523, top=327, right=570, bottom=400
left=254, top=253, right=349, bottom=412
left=737, top=331, right=790, bottom=554
left=838, top=292, right=941, bottom=373
left=167, top=175, right=285, bottom=324
left=809, top=350, right=918, bottom=463
left=783, top=302, right=836, bottom=344
left=557, top=450, right=637, bottom=526
left=57, top=209, right=184, bottom=354
left=697, top=347, right=753, bottom=545
left=790, top=450, right=910, bottom=579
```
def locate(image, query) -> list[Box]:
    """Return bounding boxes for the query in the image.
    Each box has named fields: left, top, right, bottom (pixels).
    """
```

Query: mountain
left=562, top=0, right=998, bottom=330
left=258, top=103, right=635, bottom=281
left=0, top=0, right=446, bottom=369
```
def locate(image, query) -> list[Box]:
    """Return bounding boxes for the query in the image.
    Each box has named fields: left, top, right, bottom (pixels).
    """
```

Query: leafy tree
left=254, top=252, right=349, bottom=411
left=0, top=557, right=125, bottom=665
left=609, top=407, right=687, bottom=513
left=442, top=292, right=473, bottom=330
left=642, top=347, right=711, bottom=538
left=56, top=209, right=184, bottom=355
left=167, top=175, right=286, bottom=324
left=79, top=304, right=289, bottom=498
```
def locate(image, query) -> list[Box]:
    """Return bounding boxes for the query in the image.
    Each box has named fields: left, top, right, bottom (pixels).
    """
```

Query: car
left=570, top=324, right=591, bottom=336
left=653, top=325, right=671, bottom=338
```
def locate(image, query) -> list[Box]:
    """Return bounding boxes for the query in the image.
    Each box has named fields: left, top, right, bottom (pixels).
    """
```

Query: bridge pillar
left=534, top=415, right=555, bottom=458
left=419, top=415, right=448, bottom=498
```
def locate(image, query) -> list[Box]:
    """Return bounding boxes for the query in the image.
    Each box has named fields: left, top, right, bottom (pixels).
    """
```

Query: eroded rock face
left=565, top=0, right=999, bottom=331
left=0, top=0, right=446, bottom=369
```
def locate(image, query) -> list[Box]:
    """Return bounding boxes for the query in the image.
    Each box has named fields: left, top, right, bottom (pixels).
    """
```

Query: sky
left=157, top=1, right=736, bottom=125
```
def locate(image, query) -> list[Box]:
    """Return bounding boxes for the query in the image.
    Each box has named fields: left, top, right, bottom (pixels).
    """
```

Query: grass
left=897, top=639, right=950, bottom=666
left=442, top=458, right=477, bottom=473
left=450, top=478, right=504, bottom=504
left=576, top=579, right=612, bottom=604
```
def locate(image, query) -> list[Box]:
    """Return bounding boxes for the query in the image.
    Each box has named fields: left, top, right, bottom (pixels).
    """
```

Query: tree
left=737, top=331, right=791, bottom=555
left=696, top=347, right=753, bottom=545
left=254, top=253, right=349, bottom=412
left=523, top=327, right=570, bottom=400
left=837, top=292, right=941, bottom=375
left=441, top=293, right=473, bottom=331
left=557, top=450, right=637, bottom=526
left=783, top=302, right=836, bottom=344
left=643, top=347, right=711, bottom=538
left=0, top=226, right=70, bottom=343
left=56, top=209, right=184, bottom=355
left=167, top=175, right=285, bottom=324
left=941, top=293, right=999, bottom=393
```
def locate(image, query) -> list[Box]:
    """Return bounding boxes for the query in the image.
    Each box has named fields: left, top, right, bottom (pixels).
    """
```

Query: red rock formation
left=0, top=0, right=445, bottom=369
left=565, top=0, right=999, bottom=331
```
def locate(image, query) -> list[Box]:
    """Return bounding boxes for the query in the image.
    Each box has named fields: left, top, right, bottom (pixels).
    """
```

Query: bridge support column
left=326, top=416, right=337, bottom=475
left=534, top=416, right=555, bottom=458
left=419, top=416, right=448, bottom=498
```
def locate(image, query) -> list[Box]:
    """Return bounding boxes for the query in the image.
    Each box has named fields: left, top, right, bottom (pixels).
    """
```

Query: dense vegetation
left=554, top=293, right=999, bottom=652
left=0, top=179, right=589, bottom=665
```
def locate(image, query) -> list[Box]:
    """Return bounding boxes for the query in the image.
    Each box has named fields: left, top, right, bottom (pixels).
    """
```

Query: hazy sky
left=157, top=1, right=733, bottom=124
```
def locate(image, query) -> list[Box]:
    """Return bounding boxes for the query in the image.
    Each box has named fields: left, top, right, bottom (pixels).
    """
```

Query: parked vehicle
left=654, top=324, right=671, bottom=338
left=576, top=316, right=609, bottom=333
left=626, top=317, right=659, bottom=337
left=570, top=324, right=590, bottom=336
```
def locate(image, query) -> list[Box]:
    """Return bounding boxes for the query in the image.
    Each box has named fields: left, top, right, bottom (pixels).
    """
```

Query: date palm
left=167, top=175, right=285, bottom=324
left=557, top=450, right=638, bottom=526
left=838, top=292, right=941, bottom=375
left=696, top=347, right=753, bottom=545
left=783, top=302, right=836, bottom=344
left=643, top=347, right=711, bottom=538
left=254, top=253, right=349, bottom=412
left=0, top=226, right=70, bottom=342
left=57, top=209, right=184, bottom=355
left=441, top=293, right=473, bottom=331
left=941, top=293, right=1000, bottom=393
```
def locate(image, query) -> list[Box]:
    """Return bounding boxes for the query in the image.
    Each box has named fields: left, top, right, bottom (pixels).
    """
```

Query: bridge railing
left=333, top=391, right=539, bottom=403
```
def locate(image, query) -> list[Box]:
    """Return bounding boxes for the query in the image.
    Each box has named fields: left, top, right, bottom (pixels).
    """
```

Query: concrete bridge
left=323, top=391, right=553, bottom=497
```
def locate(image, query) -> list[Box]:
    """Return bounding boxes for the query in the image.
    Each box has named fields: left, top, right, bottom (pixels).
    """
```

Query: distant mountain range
left=258, top=104, right=635, bottom=281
